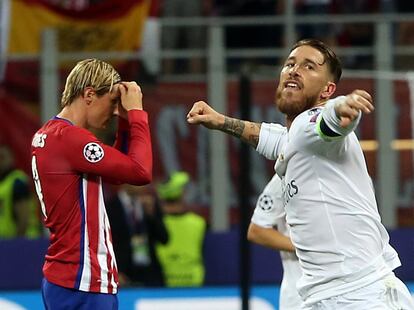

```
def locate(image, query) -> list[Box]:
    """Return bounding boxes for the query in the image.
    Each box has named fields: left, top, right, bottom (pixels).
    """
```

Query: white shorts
left=305, top=273, right=414, bottom=310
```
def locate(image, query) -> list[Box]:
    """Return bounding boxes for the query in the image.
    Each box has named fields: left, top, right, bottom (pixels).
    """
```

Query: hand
left=116, top=101, right=128, bottom=120
left=119, top=82, right=143, bottom=112
left=138, top=195, right=156, bottom=215
left=186, top=101, right=225, bottom=129
left=335, top=90, right=374, bottom=127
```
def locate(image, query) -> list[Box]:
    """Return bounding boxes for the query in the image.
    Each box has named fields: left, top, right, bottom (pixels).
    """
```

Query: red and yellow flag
left=8, top=0, right=150, bottom=54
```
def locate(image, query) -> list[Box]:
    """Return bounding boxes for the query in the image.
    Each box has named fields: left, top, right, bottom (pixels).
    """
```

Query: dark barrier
left=0, top=238, right=48, bottom=290
left=0, top=229, right=413, bottom=290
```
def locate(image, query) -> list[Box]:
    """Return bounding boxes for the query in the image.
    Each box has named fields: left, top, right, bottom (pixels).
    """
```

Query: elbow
left=137, top=164, right=153, bottom=185
left=247, top=224, right=258, bottom=243
left=141, top=161, right=153, bottom=184
left=130, top=169, right=152, bottom=185
left=141, top=170, right=152, bottom=184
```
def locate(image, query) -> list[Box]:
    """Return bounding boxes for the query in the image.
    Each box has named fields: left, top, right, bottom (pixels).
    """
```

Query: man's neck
left=286, top=117, right=293, bottom=129
left=58, top=101, right=86, bottom=128
left=315, top=99, right=328, bottom=108
left=285, top=99, right=328, bottom=129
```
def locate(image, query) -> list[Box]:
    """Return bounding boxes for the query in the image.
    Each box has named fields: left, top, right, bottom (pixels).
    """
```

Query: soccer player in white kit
left=248, top=174, right=303, bottom=310
left=187, top=39, right=414, bottom=309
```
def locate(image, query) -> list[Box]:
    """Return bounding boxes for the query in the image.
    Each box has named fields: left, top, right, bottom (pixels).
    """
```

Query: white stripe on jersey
left=79, top=176, right=91, bottom=291
left=97, top=179, right=110, bottom=293
left=103, top=202, right=118, bottom=292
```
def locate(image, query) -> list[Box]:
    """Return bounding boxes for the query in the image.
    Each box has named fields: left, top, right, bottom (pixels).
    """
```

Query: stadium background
left=1, top=0, right=414, bottom=309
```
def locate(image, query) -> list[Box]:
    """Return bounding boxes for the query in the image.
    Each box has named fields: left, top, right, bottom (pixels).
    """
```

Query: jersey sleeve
left=316, top=96, right=362, bottom=141
left=63, top=110, right=152, bottom=185
left=251, top=174, right=285, bottom=228
left=256, top=123, right=287, bottom=160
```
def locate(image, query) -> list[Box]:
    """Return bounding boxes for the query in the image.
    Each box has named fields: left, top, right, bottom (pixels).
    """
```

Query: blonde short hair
left=61, top=59, right=121, bottom=107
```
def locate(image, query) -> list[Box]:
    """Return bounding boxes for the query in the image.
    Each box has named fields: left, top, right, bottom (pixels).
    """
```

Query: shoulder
left=39, top=121, right=102, bottom=160
left=58, top=124, right=100, bottom=148
left=289, top=107, right=322, bottom=137
left=297, top=107, right=323, bottom=124
left=36, top=120, right=96, bottom=145
left=61, top=123, right=95, bottom=138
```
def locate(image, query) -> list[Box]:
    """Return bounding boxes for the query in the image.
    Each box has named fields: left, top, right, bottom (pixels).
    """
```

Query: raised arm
left=187, top=100, right=261, bottom=148
left=335, top=89, right=373, bottom=128
left=317, top=90, right=374, bottom=141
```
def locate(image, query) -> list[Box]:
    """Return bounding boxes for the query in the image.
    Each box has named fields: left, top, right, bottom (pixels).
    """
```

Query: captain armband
left=316, top=116, right=342, bottom=141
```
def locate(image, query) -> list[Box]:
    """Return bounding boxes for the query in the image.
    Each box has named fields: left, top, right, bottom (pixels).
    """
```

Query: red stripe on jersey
left=106, top=234, right=114, bottom=294
left=108, top=224, right=119, bottom=287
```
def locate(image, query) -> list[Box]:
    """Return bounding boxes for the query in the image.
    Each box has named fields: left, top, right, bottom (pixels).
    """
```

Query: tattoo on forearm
left=220, top=117, right=260, bottom=147
left=221, top=117, right=245, bottom=138
left=245, top=123, right=260, bottom=146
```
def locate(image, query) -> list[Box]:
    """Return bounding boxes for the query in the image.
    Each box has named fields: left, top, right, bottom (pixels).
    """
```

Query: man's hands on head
left=119, top=81, right=143, bottom=111
left=186, top=101, right=225, bottom=129
left=335, top=89, right=374, bottom=127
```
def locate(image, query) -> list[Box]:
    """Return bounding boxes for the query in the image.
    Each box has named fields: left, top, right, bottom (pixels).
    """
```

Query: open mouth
left=284, top=80, right=301, bottom=90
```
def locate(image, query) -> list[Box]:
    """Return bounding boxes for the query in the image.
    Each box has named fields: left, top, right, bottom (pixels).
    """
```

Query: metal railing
left=7, top=11, right=414, bottom=229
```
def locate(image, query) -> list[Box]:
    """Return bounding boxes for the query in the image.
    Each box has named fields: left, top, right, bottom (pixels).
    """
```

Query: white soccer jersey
left=251, top=174, right=302, bottom=310
left=256, top=97, right=401, bottom=305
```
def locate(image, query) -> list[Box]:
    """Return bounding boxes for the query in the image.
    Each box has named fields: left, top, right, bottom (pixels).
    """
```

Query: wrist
left=216, top=114, right=226, bottom=129
left=332, top=97, right=346, bottom=119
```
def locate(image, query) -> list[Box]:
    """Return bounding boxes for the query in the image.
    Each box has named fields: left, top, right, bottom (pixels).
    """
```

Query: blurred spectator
left=333, top=0, right=380, bottom=69
left=296, top=0, right=337, bottom=45
left=161, top=0, right=208, bottom=74
left=156, top=171, right=206, bottom=287
left=105, top=184, right=168, bottom=287
left=214, top=0, right=281, bottom=48
left=212, top=0, right=282, bottom=71
left=395, top=1, right=414, bottom=69
left=0, top=144, right=40, bottom=238
left=140, top=0, right=161, bottom=85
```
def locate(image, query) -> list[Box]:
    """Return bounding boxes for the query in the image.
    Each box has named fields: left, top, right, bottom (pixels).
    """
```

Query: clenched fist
left=186, top=101, right=225, bottom=130
left=335, top=90, right=374, bottom=127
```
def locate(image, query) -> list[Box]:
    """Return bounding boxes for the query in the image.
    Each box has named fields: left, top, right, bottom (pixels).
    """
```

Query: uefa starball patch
left=83, top=142, right=104, bottom=163
left=258, top=194, right=274, bottom=212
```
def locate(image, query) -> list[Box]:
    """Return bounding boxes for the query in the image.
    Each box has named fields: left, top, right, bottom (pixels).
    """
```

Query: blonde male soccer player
left=187, top=39, right=414, bottom=309
left=31, top=59, right=152, bottom=310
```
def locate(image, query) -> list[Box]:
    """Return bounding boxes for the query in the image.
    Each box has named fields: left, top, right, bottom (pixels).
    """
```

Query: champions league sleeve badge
left=83, top=142, right=104, bottom=163
left=258, top=194, right=274, bottom=212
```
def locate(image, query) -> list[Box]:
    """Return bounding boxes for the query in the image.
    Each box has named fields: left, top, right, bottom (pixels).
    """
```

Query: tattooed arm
left=187, top=100, right=261, bottom=148
left=220, top=116, right=261, bottom=147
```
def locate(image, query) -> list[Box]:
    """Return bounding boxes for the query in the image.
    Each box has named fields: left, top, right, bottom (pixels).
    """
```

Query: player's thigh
left=42, top=278, right=118, bottom=310
left=311, top=295, right=389, bottom=310
left=311, top=274, right=414, bottom=310
left=386, top=275, right=414, bottom=309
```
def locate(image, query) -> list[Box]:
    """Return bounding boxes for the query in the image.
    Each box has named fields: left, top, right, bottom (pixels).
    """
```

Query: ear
left=320, top=82, right=336, bottom=100
left=83, top=87, right=95, bottom=105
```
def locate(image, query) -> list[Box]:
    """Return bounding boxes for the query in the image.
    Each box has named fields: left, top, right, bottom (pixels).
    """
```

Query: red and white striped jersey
left=30, top=110, right=152, bottom=294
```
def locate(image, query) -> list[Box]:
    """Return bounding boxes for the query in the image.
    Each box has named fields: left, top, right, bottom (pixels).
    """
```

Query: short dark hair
left=291, top=39, right=342, bottom=83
